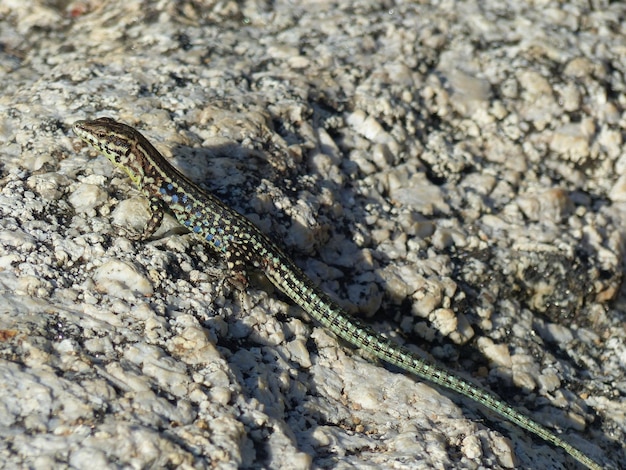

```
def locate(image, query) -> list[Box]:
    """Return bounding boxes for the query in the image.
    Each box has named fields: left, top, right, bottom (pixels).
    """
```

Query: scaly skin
left=73, top=117, right=603, bottom=469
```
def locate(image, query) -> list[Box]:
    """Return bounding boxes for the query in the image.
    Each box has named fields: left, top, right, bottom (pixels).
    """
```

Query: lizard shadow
left=162, top=140, right=615, bottom=468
